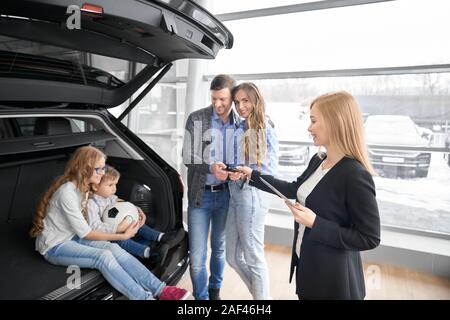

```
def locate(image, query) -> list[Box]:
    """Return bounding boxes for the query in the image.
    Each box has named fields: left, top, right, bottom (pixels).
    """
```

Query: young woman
left=30, top=146, right=189, bottom=300
left=237, top=91, right=380, bottom=300
left=226, top=82, right=278, bottom=300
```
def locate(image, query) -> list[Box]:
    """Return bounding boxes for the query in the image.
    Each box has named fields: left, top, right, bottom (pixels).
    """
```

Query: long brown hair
left=30, top=146, right=106, bottom=237
left=310, top=91, right=375, bottom=175
left=232, top=82, right=267, bottom=170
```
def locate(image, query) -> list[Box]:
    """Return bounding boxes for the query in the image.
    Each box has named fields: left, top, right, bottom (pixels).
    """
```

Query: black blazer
left=250, top=154, right=380, bottom=300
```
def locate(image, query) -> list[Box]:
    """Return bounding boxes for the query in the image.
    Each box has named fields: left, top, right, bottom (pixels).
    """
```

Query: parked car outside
left=266, top=103, right=311, bottom=167
left=365, top=115, right=431, bottom=178
left=278, top=142, right=310, bottom=166
left=0, top=0, right=232, bottom=300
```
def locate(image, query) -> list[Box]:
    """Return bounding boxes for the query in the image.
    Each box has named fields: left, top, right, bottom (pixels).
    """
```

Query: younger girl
left=30, top=145, right=189, bottom=300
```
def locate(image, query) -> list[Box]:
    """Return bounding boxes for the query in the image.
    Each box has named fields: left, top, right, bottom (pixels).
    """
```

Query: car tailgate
left=0, top=0, right=232, bottom=64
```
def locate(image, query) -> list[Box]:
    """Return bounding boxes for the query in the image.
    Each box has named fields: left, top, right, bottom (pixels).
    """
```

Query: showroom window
left=127, top=63, right=187, bottom=172
left=242, top=74, right=450, bottom=236
left=124, top=0, right=450, bottom=237
left=202, top=0, right=450, bottom=237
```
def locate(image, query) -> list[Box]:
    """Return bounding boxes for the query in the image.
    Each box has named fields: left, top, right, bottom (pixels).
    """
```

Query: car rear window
left=0, top=35, right=128, bottom=88
left=0, top=116, right=99, bottom=139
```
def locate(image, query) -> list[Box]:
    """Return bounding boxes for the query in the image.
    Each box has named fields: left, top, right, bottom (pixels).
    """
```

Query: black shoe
left=160, top=228, right=185, bottom=249
left=148, top=243, right=169, bottom=265
left=208, top=288, right=221, bottom=300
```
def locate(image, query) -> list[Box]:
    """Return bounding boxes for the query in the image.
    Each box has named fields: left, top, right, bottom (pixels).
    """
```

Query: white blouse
left=295, top=165, right=330, bottom=256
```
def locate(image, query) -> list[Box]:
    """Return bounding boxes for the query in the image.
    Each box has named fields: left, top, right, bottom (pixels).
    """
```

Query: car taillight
left=178, top=174, right=185, bottom=194
left=81, top=3, right=104, bottom=14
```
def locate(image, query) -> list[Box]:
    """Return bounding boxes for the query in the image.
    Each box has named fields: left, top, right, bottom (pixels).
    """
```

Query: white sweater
left=36, top=181, right=92, bottom=255
left=295, top=165, right=330, bottom=256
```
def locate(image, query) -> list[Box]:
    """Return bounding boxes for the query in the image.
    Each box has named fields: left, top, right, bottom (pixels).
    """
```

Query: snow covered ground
left=265, top=152, right=450, bottom=235
left=374, top=153, right=450, bottom=213
left=374, top=152, right=450, bottom=234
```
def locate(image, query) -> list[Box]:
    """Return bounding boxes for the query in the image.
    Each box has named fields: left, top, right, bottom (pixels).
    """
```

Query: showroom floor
left=177, top=243, right=450, bottom=300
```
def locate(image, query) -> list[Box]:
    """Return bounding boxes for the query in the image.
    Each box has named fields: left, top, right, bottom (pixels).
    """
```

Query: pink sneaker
left=158, top=286, right=190, bottom=300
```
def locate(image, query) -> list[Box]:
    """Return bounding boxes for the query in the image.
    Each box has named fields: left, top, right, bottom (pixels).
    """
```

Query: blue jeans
left=226, top=180, right=270, bottom=300
left=188, top=188, right=229, bottom=300
left=44, top=236, right=165, bottom=300
left=115, top=225, right=160, bottom=258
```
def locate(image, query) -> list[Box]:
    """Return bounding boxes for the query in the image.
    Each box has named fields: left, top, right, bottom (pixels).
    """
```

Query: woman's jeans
left=226, top=180, right=270, bottom=300
left=44, top=236, right=165, bottom=300
left=188, top=188, right=229, bottom=300
left=115, top=225, right=160, bottom=258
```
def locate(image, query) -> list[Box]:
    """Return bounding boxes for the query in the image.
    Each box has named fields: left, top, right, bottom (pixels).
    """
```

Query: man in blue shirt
left=182, top=74, right=240, bottom=300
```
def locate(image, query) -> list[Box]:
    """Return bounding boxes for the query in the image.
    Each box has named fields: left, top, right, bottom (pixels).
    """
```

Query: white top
left=36, top=181, right=92, bottom=255
left=295, top=165, right=330, bottom=256
left=87, top=194, right=119, bottom=233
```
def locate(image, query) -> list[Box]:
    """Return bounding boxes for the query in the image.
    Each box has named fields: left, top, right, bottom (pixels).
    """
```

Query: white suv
left=365, top=115, right=431, bottom=178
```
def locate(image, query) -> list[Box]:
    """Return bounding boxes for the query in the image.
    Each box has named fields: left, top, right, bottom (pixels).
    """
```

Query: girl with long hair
left=30, top=145, right=189, bottom=300
left=226, top=82, right=278, bottom=299
left=237, top=91, right=380, bottom=300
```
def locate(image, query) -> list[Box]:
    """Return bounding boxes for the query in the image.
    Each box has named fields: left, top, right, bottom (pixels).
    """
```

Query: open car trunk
left=0, top=0, right=232, bottom=300
left=0, top=112, right=188, bottom=299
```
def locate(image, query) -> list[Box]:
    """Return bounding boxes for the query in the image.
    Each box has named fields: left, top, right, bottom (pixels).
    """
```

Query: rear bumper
left=371, top=161, right=430, bottom=168
left=279, top=158, right=308, bottom=166
left=368, top=151, right=431, bottom=168
left=369, top=150, right=431, bottom=177
left=279, top=146, right=309, bottom=165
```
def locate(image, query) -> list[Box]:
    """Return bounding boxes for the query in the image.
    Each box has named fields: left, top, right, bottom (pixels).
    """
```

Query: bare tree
left=422, top=73, right=441, bottom=94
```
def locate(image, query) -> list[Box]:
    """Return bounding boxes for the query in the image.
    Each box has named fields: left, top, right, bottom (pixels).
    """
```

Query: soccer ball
left=102, top=201, right=139, bottom=225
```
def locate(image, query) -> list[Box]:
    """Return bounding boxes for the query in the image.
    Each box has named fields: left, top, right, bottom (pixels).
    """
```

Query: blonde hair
left=100, top=165, right=120, bottom=184
left=30, top=146, right=106, bottom=237
left=232, top=82, right=267, bottom=170
left=310, top=91, right=375, bottom=175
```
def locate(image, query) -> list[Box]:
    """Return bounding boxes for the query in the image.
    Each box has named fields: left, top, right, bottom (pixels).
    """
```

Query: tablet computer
left=259, top=177, right=295, bottom=206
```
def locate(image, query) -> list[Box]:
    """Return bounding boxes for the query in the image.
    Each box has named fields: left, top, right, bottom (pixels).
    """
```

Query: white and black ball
left=102, top=201, right=139, bottom=225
